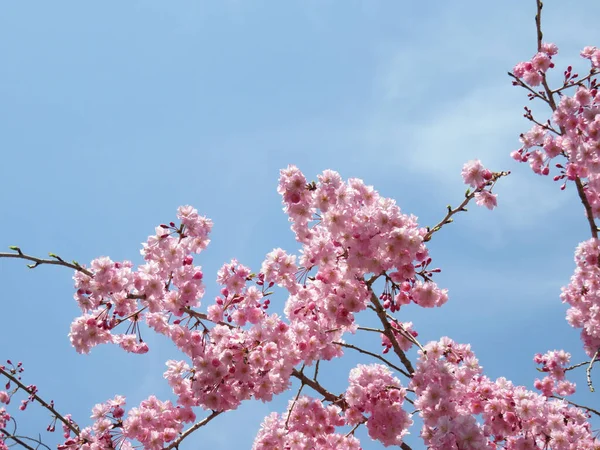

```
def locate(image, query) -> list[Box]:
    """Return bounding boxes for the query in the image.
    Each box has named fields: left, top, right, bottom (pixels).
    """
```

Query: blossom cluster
left=512, top=42, right=558, bottom=87
left=69, top=206, right=212, bottom=354
left=509, top=40, right=600, bottom=359
left=56, top=396, right=196, bottom=450
left=277, top=166, right=448, bottom=314
left=461, top=160, right=498, bottom=210
left=381, top=320, right=418, bottom=353
left=411, top=338, right=599, bottom=450
left=253, top=363, right=412, bottom=449
left=511, top=43, right=600, bottom=212
left=156, top=315, right=298, bottom=411
left=252, top=397, right=360, bottom=450
left=533, top=350, right=577, bottom=397
left=344, top=364, right=412, bottom=447
left=8, top=153, right=597, bottom=450
left=560, top=238, right=600, bottom=357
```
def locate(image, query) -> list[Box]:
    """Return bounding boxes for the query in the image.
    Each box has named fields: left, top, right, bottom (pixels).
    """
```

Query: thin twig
left=0, top=367, right=79, bottom=436
left=564, top=357, right=599, bottom=372
left=333, top=341, right=409, bottom=378
left=508, top=72, right=549, bottom=103
left=552, top=69, right=599, bottom=94
left=356, top=326, right=385, bottom=334
left=163, top=410, right=223, bottom=450
left=184, top=308, right=235, bottom=329
left=285, top=365, right=306, bottom=429
left=423, top=171, right=509, bottom=242
left=345, top=420, right=365, bottom=437
left=0, top=248, right=92, bottom=277
left=587, top=348, right=599, bottom=392
left=551, top=396, right=600, bottom=417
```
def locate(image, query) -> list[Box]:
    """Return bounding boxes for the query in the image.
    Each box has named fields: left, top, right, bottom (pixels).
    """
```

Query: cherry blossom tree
left=1, top=1, right=599, bottom=449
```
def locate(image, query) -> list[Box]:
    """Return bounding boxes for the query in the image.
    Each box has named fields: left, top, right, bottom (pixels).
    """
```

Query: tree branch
left=587, top=348, right=599, bottom=392
left=575, top=178, right=598, bottom=239
left=333, top=341, right=410, bottom=378
left=423, top=171, right=509, bottom=242
left=291, top=369, right=346, bottom=408
left=0, top=248, right=92, bottom=277
left=0, top=428, right=39, bottom=450
left=0, top=367, right=79, bottom=436
left=367, top=290, right=414, bottom=375
left=532, top=2, right=599, bottom=239
left=163, top=410, right=223, bottom=449
left=551, top=396, right=600, bottom=418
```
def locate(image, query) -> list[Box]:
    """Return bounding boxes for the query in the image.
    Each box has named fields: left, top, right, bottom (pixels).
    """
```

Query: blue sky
left=1, top=1, right=599, bottom=448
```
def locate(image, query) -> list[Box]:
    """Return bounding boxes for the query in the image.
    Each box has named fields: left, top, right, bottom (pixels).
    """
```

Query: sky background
left=1, top=1, right=599, bottom=448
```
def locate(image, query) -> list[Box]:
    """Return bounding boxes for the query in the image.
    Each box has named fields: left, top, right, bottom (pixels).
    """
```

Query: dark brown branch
left=291, top=369, right=346, bottom=408
left=0, top=428, right=38, bottom=450
left=535, top=0, right=543, bottom=53
left=368, top=291, right=414, bottom=375
left=0, top=367, right=79, bottom=436
left=0, top=248, right=92, bottom=277
left=575, top=178, right=599, bottom=239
